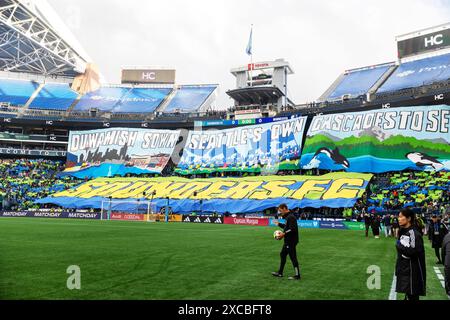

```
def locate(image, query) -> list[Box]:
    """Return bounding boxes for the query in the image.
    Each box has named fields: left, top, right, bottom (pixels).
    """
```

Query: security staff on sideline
left=271, top=204, right=301, bottom=280
left=428, top=215, right=449, bottom=264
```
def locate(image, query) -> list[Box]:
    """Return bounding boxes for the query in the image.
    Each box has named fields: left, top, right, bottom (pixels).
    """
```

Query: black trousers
left=434, top=247, right=442, bottom=262
left=278, top=242, right=300, bottom=275
left=405, top=294, right=419, bottom=301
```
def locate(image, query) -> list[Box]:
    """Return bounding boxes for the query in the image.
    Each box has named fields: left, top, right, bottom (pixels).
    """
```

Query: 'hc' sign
left=424, top=34, right=443, bottom=48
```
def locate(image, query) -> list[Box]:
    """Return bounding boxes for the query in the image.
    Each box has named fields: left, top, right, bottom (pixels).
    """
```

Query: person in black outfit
left=371, top=214, right=381, bottom=238
left=395, top=208, right=426, bottom=301
left=391, top=215, right=400, bottom=238
left=271, top=204, right=301, bottom=280
left=428, top=215, right=449, bottom=264
left=364, top=213, right=372, bottom=238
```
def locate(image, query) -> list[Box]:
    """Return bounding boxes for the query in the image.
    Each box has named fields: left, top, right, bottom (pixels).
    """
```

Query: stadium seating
left=0, top=79, right=40, bottom=106
left=326, top=64, right=393, bottom=100
left=29, top=83, right=79, bottom=111
left=368, top=171, right=450, bottom=213
left=378, top=52, right=450, bottom=93
left=0, top=159, right=83, bottom=211
left=73, top=87, right=172, bottom=113
left=164, top=86, right=216, bottom=113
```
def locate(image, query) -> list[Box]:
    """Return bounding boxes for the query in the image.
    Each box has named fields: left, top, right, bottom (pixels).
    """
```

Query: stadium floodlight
left=100, top=199, right=158, bottom=222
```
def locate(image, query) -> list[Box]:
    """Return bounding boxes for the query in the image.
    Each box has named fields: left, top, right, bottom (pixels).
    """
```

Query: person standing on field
left=383, top=214, right=392, bottom=237
left=364, top=213, right=372, bottom=238
left=428, top=215, right=449, bottom=264
left=271, top=204, right=301, bottom=280
left=395, top=209, right=426, bottom=301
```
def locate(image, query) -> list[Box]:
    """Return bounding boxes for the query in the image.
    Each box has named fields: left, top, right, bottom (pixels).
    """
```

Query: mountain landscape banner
left=36, top=173, right=373, bottom=213
left=300, top=105, right=450, bottom=173
left=64, top=128, right=180, bottom=178
left=175, top=116, right=307, bottom=175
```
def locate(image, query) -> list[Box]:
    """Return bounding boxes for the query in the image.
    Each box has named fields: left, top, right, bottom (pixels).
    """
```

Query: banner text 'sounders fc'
left=37, top=173, right=373, bottom=214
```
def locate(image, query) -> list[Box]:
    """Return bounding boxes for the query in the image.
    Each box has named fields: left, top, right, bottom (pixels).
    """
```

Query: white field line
left=433, top=266, right=450, bottom=300
left=389, top=273, right=397, bottom=300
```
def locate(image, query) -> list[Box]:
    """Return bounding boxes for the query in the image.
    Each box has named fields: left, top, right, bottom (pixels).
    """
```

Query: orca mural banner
left=175, top=116, right=307, bottom=175
left=300, top=105, right=450, bottom=173
left=64, top=128, right=180, bottom=178
left=36, top=173, right=373, bottom=214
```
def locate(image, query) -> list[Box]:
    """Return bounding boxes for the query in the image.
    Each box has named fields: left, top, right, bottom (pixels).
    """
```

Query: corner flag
left=246, top=26, right=253, bottom=56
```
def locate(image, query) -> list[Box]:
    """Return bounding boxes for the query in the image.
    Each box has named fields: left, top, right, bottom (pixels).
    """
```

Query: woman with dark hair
left=395, top=208, right=427, bottom=301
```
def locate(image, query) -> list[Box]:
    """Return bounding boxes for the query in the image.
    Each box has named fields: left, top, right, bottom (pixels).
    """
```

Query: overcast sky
left=47, top=0, right=450, bottom=107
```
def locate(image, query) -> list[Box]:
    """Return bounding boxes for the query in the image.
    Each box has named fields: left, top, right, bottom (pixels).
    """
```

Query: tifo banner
left=64, top=128, right=180, bottom=178
left=0, top=210, right=100, bottom=220
left=176, top=116, right=307, bottom=175
left=36, top=173, right=373, bottom=214
left=300, top=105, right=450, bottom=173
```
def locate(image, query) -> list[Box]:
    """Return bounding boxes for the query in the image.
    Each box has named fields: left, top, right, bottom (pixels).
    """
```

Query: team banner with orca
left=64, top=128, right=180, bottom=178
left=175, top=116, right=307, bottom=175
left=300, top=105, right=450, bottom=173
left=36, top=173, right=373, bottom=213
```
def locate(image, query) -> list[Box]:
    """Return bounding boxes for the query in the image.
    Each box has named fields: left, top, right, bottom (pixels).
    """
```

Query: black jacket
left=442, top=233, right=450, bottom=295
left=428, top=221, right=449, bottom=248
left=395, top=226, right=426, bottom=296
left=278, top=212, right=299, bottom=245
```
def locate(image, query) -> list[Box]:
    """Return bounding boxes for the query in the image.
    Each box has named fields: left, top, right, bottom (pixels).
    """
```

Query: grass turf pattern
left=0, top=218, right=448, bottom=300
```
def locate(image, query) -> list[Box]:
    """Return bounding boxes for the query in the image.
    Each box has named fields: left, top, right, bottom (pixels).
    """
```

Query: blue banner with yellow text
left=37, top=173, right=373, bottom=214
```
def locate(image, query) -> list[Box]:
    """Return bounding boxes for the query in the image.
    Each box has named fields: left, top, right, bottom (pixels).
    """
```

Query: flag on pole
left=246, top=26, right=253, bottom=56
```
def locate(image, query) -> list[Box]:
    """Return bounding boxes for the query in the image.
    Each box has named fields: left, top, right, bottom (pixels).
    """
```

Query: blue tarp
left=378, top=53, right=450, bottom=92
left=36, top=196, right=362, bottom=214
left=327, top=64, right=392, bottom=100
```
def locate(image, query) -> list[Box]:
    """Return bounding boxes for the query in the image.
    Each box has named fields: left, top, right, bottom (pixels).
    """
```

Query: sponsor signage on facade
left=398, top=28, right=450, bottom=58
left=0, top=148, right=66, bottom=157
left=121, top=69, right=176, bottom=84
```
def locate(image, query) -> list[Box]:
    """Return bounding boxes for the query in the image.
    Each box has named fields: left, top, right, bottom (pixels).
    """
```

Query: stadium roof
left=226, top=85, right=285, bottom=105
left=0, top=0, right=89, bottom=77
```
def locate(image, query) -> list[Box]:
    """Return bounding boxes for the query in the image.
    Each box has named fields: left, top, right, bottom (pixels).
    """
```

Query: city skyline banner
left=64, top=128, right=181, bottom=178
left=175, top=116, right=307, bottom=175
left=300, top=105, right=450, bottom=173
left=36, top=173, right=373, bottom=214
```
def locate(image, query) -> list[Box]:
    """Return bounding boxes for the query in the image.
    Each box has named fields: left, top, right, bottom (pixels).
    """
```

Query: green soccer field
left=0, top=218, right=448, bottom=300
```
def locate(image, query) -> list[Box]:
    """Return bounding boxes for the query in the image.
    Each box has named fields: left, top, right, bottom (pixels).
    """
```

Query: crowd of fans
left=0, top=159, right=82, bottom=211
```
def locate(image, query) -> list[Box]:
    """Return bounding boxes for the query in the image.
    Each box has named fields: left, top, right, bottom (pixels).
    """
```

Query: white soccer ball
left=273, top=230, right=283, bottom=240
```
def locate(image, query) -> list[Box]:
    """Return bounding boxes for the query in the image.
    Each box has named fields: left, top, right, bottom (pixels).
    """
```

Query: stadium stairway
left=22, top=83, right=45, bottom=110
left=317, top=73, right=346, bottom=102
left=154, top=86, right=178, bottom=114
left=64, top=94, right=85, bottom=115
left=366, top=64, right=398, bottom=102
